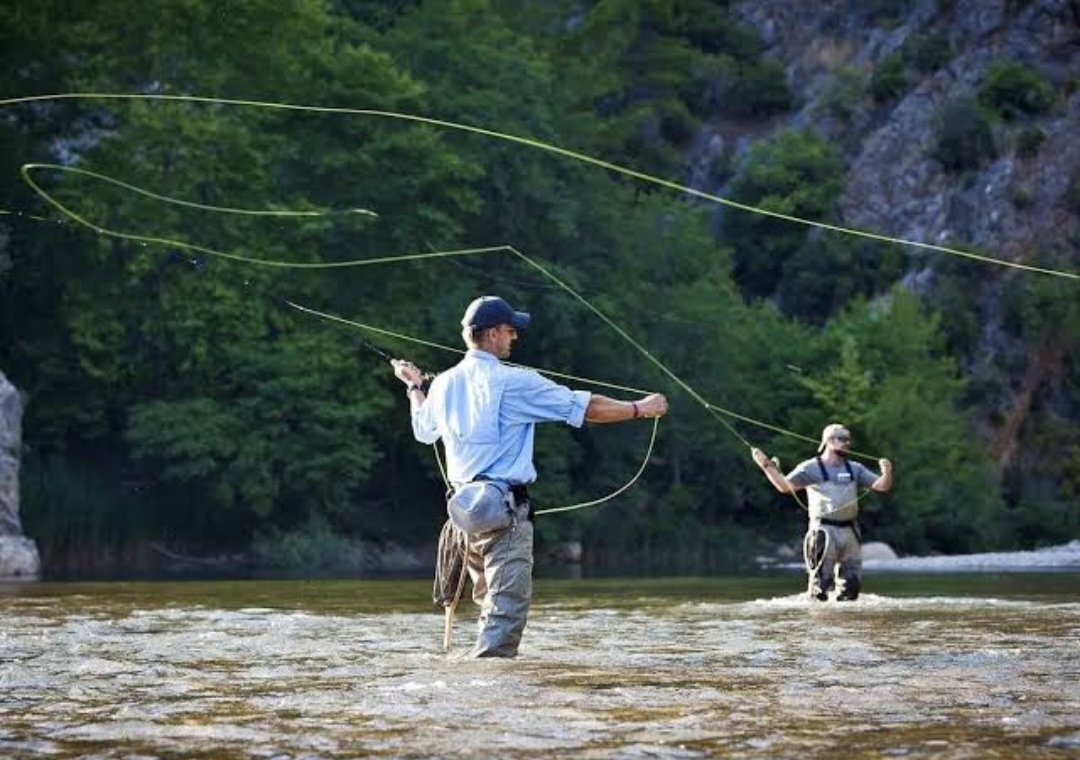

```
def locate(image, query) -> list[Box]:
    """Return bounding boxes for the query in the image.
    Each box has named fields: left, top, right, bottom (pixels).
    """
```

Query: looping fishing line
left=24, top=163, right=379, bottom=219
left=1, top=91, right=981, bottom=512
left=18, top=166, right=677, bottom=513
left=12, top=160, right=799, bottom=454
left=3, top=92, right=1076, bottom=281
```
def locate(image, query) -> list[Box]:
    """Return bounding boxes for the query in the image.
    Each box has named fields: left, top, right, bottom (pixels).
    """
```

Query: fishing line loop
left=2, top=91, right=945, bottom=513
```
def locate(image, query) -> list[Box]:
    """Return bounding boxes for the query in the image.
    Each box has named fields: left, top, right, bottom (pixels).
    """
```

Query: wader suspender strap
left=816, top=457, right=854, bottom=483
left=815, top=457, right=861, bottom=538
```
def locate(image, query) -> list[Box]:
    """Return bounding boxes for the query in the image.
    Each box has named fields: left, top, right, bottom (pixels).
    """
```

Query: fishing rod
left=152, top=249, right=660, bottom=515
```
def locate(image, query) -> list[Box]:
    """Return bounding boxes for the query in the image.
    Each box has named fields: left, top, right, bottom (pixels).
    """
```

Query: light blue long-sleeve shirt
left=411, top=349, right=591, bottom=485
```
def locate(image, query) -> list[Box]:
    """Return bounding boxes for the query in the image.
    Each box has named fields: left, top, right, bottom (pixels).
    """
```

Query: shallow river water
left=2, top=573, right=1078, bottom=759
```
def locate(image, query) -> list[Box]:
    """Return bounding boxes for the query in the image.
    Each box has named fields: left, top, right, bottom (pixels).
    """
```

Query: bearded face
left=830, top=431, right=851, bottom=458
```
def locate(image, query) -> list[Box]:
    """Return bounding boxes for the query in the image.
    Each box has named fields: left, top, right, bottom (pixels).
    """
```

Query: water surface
left=2, top=573, right=1078, bottom=759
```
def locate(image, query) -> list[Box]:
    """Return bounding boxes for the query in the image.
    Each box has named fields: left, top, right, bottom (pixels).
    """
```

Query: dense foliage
left=1, top=0, right=1068, bottom=575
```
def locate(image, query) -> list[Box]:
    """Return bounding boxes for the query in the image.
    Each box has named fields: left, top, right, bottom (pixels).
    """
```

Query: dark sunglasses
left=833, top=435, right=851, bottom=443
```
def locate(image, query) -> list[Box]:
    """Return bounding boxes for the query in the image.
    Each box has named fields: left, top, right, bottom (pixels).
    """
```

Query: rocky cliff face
left=728, top=0, right=1079, bottom=471
left=730, top=0, right=1079, bottom=259
left=0, top=371, right=40, bottom=578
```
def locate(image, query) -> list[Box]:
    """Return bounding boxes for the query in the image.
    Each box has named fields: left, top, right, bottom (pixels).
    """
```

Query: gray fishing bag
left=447, top=481, right=514, bottom=535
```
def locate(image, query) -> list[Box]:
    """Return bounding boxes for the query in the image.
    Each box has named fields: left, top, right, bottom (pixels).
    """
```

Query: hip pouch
left=447, top=481, right=514, bottom=535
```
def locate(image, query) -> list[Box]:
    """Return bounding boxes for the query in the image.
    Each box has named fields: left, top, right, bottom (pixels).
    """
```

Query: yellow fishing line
left=23, top=163, right=378, bottom=218
left=0, top=91, right=948, bottom=512
left=18, top=157, right=760, bottom=448
left=3, top=92, right=1076, bottom=281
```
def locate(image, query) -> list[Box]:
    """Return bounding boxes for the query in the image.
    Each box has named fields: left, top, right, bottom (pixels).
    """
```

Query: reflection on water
left=1, top=574, right=1078, bottom=759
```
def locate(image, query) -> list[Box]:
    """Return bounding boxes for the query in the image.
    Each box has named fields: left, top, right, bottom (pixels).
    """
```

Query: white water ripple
left=0, top=574, right=1077, bottom=759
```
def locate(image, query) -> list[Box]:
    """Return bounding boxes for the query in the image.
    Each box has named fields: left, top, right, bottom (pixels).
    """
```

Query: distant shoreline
left=763, top=540, right=1080, bottom=574
left=863, top=539, right=1080, bottom=573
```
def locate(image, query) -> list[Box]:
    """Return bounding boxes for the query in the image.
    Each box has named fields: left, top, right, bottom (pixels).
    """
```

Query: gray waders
left=464, top=500, right=533, bottom=657
left=435, top=495, right=533, bottom=657
left=804, top=521, right=862, bottom=601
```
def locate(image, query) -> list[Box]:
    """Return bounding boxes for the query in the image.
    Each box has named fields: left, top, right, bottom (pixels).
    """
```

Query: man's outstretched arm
left=585, top=393, right=668, bottom=423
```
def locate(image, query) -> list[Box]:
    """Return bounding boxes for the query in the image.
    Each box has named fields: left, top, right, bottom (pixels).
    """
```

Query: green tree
left=778, top=236, right=907, bottom=324
left=798, top=291, right=1003, bottom=554
left=2, top=0, right=487, bottom=551
left=721, top=130, right=846, bottom=301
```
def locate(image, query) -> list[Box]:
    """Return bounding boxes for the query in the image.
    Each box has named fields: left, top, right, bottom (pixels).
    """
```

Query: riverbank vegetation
left=2, top=0, right=1077, bottom=575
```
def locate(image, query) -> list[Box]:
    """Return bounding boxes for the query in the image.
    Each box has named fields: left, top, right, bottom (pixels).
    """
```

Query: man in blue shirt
left=393, top=295, right=669, bottom=657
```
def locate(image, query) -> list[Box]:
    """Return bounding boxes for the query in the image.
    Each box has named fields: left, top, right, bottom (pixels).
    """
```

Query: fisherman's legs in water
left=834, top=528, right=863, bottom=601
left=804, top=528, right=835, bottom=601
left=466, top=504, right=533, bottom=658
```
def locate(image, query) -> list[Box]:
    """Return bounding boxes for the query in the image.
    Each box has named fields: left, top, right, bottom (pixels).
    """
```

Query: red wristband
left=631, top=401, right=640, bottom=419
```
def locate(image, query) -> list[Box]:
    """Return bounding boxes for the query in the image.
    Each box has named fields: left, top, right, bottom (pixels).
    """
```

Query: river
left=2, top=572, right=1078, bottom=759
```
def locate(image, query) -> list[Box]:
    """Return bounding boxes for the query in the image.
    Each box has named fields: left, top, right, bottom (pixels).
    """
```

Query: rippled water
left=2, top=573, right=1078, bottom=759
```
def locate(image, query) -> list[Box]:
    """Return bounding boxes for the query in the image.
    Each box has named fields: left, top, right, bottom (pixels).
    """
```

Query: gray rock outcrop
left=0, top=371, right=39, bottom=579
left=731, top=0, right=1080, bottom=263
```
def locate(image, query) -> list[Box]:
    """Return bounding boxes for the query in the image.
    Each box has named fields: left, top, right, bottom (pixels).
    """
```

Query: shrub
left=871, top=53, right=907, bottom=102
left=934, top=96, right=996, bottom=171
left=819, top=65, right=869, bottom=119
left=1009, top=184, right=1033, bottom=209
left=252, top=513, right=367, bottom=573
left=721, top=60, right=793, bottom=117
left=1014, top=126, right=1045, bottom=158
left=978, top=60, right=1056, bottom=120
left=658, top=100, right=699, bottom=146
left=901, top=32, right=954, bottom=72
left=723, top=130, right=846, bottom=298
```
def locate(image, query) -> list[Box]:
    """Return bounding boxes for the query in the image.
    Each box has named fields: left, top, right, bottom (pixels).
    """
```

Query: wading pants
left=806, top=523, right=862, bottom=601
left=465, top=500, right=533, bottom=657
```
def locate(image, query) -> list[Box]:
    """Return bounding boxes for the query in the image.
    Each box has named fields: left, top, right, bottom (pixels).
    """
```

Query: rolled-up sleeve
left=565, top=389, right=591, bottom=428
left=411, top=400, right=441, bottom=445
left=501, top=368, right=592, bottom=428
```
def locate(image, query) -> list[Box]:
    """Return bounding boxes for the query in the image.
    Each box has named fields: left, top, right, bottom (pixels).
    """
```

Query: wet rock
left=0, top=371, right=39, bottom=579
left=0, top=537, right=40, bottom=578
left=862, top=541, right=899, bottom=561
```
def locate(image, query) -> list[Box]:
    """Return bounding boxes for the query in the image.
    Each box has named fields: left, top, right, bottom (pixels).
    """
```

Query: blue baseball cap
left=461, top=296, right=530, bottom=331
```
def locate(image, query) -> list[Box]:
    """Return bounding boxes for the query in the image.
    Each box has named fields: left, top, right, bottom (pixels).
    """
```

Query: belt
left=470, top=477, right=529, bottom=501
left=819, top=517, right=856, bottom=528
left=464, top=478, right=531, bottom=518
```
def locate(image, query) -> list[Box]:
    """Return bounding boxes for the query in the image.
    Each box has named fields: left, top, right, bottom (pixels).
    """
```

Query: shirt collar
left=465, top=348, right=499, bottom=362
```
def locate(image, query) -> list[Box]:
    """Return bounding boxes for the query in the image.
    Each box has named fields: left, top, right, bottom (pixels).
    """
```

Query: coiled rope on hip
left=433, top=517, right=469, bottom=652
